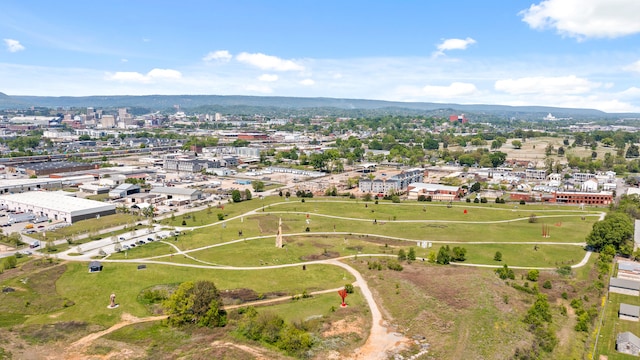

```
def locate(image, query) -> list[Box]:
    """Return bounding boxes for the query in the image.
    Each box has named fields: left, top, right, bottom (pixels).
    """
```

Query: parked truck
left=8, top=212, right=35, bottom=224
left=32, top=216, right=48, bottom=224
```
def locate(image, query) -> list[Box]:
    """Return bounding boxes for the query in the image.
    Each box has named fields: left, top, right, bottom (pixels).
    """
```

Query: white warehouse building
left=0, top=191, right=116, bottom=223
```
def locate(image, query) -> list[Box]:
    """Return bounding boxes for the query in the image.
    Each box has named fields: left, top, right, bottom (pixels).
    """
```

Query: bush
left=542, top=280, right=552, bottom=289
left=386, top=260, right=403, bottom=271
left=496, top=264, right=515, bottom=280
left=181, top=220, right=187, bottom=226
left=494, top=251, right=502, bottom=261
left=344, top=284, right=354, bottom=294
left=451, top=246, right=467, bottom=261
left=556, top=265, right=572, bottom=276
left=217, top=213, right=224, bottom=221
left=3, top=255, right=17, bottom=270
left=526, top=269, right=539, bottom=282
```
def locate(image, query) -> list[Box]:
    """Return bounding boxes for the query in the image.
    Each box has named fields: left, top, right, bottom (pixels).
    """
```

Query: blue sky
left=1, top=0, right=640, bottom=112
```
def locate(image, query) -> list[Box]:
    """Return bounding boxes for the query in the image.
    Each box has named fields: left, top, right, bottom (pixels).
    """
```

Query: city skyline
left=1, top=0, right=640, bottom=113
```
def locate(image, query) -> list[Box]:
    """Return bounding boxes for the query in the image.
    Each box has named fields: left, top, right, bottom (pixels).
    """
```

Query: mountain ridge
left=1, top=93, right=638, bottom=119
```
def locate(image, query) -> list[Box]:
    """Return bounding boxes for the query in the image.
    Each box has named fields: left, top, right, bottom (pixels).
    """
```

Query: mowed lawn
left=596, top=292, right=640, bottom=359
left=44, top=262, right=355, bottom=327
left=265, top=199, right=602, bottom=222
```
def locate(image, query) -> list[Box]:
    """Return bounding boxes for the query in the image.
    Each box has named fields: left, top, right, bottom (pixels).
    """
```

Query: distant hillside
left=0, top=93, right=636, bottom=120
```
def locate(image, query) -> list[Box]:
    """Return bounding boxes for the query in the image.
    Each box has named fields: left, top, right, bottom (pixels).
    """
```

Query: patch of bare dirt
left=220, top=288, right=288, bottom=306
left=301, top=251, right=340, bottom=261
left=322, top=316, right=365, bottom=338
left=397, top=264, right=476, bottom=309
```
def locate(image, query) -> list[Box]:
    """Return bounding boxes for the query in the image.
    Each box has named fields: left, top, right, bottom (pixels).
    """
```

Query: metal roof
left=610, top=277, right=640, bottom=291
left=618, top=331, right=640, bottom=349
left=149, top=187, right=201, bottom=196
left=620, top=303, right=640, bottom=317
left=0, top=191, right=115, bottom=215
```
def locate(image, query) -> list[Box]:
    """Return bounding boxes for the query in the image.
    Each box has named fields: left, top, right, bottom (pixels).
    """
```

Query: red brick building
left=552, top=191, right=613, bottom=205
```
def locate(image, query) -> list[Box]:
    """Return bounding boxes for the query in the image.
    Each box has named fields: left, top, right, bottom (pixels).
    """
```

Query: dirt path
left=69, top=313, right=167, bottom=351
left=325, top=259, right=410, bottom=360
left=62, top=286, right=346, bottom=359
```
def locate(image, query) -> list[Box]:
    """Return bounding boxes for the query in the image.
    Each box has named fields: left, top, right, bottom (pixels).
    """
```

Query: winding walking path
left=48, top=201, right=604, bottom=359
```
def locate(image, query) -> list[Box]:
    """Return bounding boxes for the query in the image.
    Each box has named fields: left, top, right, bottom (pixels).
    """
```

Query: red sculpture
left=338, top=288, right=348, bottom=307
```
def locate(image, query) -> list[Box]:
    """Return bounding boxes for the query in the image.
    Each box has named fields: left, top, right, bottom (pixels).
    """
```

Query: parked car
left=129, top=243, right=136, bottom=248
left=122, top=245, right=130, bottom=251
left=147, top=237, right=154, bottom=242
left=137, top=240, right=146, bottom=245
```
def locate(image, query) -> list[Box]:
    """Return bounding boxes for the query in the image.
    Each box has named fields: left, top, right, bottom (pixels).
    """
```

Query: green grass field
left=0, top=194, right=607, bottom=359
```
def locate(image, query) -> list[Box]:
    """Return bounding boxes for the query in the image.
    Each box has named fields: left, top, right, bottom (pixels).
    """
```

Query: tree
left=408, top=247, right=416, bottom=261
left=231, top=189, right=242, bottom=203
left=627, top=144, right=640, bottom=158
left=245, top=189, right=252, bottom=201
left=3, top=255, right=17, bottom=270
left=586, top=212, right=633, bottom=251
left=451, top=246, right=467, bottom=261
left=524, top=293, right=552, bottom=325
left=470, top=182, right=481, bottom=193
left=511, top=140, right=522, bottom=149
left=142, top=204, right=155, bottom=218
left=164, top=280, right=226, bottom=327
left=527, top=269, right=539, bottom=282
left=252, top=180, right=265, bottom=192
left=436, top=246, right=451, bottom=265
left=494, top=251, right=502, bottom=261
left=496, top=264, right=515, bottom=280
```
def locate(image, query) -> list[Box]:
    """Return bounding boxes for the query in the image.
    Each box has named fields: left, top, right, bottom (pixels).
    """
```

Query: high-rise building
left=101, top=115, right=116, bottom=128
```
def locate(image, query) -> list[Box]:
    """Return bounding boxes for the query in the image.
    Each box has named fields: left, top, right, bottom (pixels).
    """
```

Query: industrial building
left=0, top=191, right=116, bottom=223
left=0, top=176, right=95, bottom=195
left=149, top=187, right=203, bottom=205
left=9, top=161, right=97, bottom=176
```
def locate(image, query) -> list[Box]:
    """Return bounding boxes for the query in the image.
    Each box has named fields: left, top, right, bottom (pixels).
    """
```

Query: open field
left=0, top=194, right=606, bottom=359
left=448, top=136, right=622, bottom=168
left=266, top=199, right=602, bottom=222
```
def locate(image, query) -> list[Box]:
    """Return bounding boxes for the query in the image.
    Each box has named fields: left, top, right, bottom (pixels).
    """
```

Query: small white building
left=580, top=178, right=599, bottom=192
left=619, top=303, right=640, bottom=322
left=610, top=277, right=640, bottom=296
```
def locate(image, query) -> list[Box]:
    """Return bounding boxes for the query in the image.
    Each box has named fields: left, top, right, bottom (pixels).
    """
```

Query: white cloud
left=4, top=39, right=25, bottom=53
left=203, top=50, right=232, bottom=62
left=520, top=0, right=640, bottom=39
left=236, top=52, right=304, bottom=71
left=624, top=60, right=640, bottom=73
left=258, top=74, right=278, bottom=82
left=299, top=79, right=315, bottom=86
left=433, top=37, right=476, bottom=57
left=105, top=68, right=182, bottom=83
left=494, top=75, right=599, bottom=95
left=121, top=59, right=128, bottom=63
left=245, top=84, right=273, bottom=93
